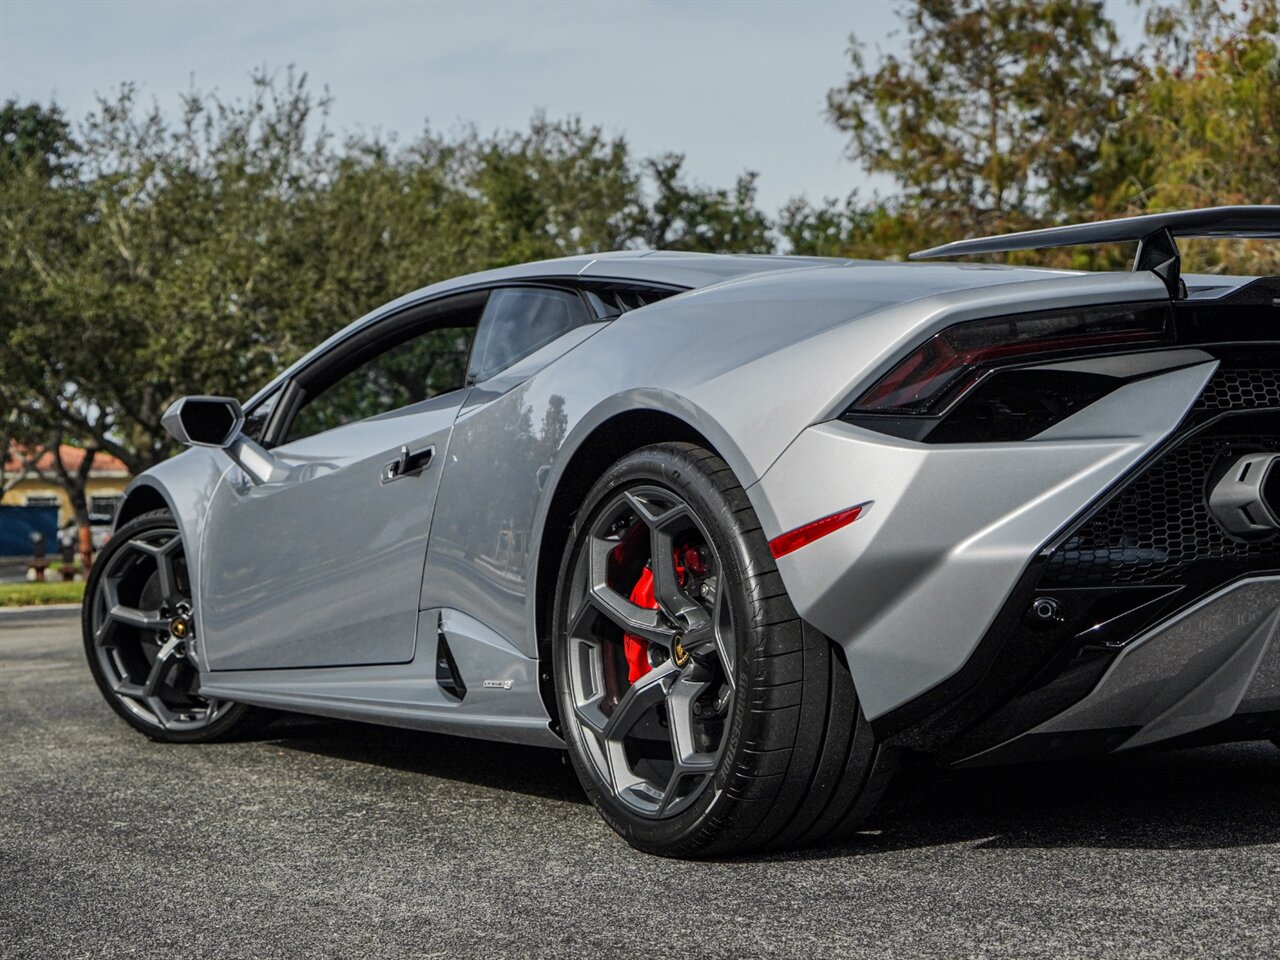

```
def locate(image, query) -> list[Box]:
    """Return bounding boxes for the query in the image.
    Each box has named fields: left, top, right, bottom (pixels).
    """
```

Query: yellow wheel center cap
left=170, top=618, right=189, bottom=639
left=672, top=635, right=690, bottom=668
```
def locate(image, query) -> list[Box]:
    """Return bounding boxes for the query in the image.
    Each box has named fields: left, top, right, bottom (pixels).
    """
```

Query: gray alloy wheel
left=561, top=483, right=736, bottom=819
left=82, top=510, right=262, bottom=742
left=554, top=443, right=898, bottom=858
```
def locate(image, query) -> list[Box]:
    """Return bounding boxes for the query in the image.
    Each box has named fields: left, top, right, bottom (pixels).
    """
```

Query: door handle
left=381, top=444, right=435, bottom=484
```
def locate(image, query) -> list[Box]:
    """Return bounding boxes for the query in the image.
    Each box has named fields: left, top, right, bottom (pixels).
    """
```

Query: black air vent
left=1044, top=431, right=1280, bottom=586
left=1195, top=368, right=1280, bottom=412
left=579, top=282, right=679, bottom=319
left=436, top=617, right=466, bottom=702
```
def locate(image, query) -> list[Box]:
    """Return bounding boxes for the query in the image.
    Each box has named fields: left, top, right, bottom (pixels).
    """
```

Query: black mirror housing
left=161, top=396, right=245, bottom=448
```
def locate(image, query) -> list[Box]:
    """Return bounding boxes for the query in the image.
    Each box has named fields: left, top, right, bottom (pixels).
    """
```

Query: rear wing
left=911, top=205, right=1280, bottom=299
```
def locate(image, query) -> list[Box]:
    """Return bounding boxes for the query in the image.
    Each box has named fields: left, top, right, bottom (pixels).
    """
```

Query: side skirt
left=197, top=607, right=561, bottom=747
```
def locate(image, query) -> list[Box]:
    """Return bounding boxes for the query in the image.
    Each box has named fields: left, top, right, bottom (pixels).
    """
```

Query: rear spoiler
left=911, top=205, right=1280, bottom=299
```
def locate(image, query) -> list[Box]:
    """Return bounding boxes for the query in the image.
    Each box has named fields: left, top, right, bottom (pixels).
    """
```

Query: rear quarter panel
left=422, top=266, right=1171, bottom=658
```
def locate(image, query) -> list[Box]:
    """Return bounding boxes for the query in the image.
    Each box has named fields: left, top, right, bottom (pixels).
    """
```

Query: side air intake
left=435, top=616, right=467, bottom=701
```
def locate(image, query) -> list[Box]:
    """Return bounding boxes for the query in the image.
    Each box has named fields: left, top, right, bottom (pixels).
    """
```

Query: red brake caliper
left=622, top=545, right=707, bottom=685
left=623, top=568, right=657, bottom=685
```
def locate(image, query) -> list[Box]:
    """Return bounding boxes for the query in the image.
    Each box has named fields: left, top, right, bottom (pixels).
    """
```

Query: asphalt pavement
left=2, top=607, right=1278, bottom=960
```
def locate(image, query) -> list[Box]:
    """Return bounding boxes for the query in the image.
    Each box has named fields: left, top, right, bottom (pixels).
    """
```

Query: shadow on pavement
left=256, top=712, right=1280, bottom=857
left=259, top=712, right=588, bottom=804
left=787, top=742, right=1280, bottom=862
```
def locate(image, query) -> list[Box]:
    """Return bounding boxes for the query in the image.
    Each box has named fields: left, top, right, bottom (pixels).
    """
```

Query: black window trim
left=244, top=276, right=687, bottom=448
left=262, top=289, right=489, bottom=448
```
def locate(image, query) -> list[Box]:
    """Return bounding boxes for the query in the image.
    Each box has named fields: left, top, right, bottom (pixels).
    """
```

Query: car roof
left=246, top=251, right=1259, bottom=409
left=412, top=249, right=1068, bottom=292
left=338, top=251, right=1094, bottom=332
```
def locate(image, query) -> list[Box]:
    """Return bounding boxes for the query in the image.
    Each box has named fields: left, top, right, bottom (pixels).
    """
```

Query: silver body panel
left=117, top=250, right=1271, bottom=749
left=200, top=391, right=466, bottom=670
left=755, top=360, right=1218, bottom=720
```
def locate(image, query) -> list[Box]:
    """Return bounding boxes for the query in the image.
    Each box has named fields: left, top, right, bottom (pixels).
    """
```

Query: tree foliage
left=797, top=0, right=1279, bottom=268
left=826, top=0, right=1137, bottom=223
left=1102, top=0, right=1280, bottom=272
left=1, top=73, right=771, bottom=476
left=3, top=0, right=1278, bottom=487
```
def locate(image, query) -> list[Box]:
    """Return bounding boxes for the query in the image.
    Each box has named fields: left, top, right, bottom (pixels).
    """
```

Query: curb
left=0, top=603, right=82, bottom=621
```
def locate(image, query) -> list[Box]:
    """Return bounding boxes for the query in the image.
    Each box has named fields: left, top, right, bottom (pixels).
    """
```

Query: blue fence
left=0, top=505, right=60, bottom=557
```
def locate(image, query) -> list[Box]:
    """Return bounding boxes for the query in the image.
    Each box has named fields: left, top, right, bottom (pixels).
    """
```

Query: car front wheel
left=82, top=509, right=265, bottom=742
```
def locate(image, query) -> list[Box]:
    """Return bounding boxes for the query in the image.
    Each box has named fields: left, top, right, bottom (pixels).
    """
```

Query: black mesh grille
left=1044, top=433, right=1280, bottom=586
left=1194, top=369, right=1280, bottom=412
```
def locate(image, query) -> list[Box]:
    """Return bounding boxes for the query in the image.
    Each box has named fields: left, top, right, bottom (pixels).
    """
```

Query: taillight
left=845, top=304, right=1171, bottom=442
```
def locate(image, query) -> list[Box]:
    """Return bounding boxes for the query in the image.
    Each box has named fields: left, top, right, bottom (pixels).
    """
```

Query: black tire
left=82, top=509, right=267, bottom=743
left=552, top=442, right=896, bottom=857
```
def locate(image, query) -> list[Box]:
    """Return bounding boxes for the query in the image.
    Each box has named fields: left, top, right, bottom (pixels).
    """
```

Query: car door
left=418, top=285, right=605, bottom=649
left=199, top=292, right=485, bottom=670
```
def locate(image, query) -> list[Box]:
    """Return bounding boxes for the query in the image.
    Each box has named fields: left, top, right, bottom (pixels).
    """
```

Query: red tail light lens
left=853, top=305, right=1170, bottom=416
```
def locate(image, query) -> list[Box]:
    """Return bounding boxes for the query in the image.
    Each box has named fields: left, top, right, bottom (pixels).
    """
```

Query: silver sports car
left=84, top=206, right=1280, bottom=857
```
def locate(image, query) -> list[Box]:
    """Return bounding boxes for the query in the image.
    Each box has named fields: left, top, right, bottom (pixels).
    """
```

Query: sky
left=0, top=0, right=1149, bottom=214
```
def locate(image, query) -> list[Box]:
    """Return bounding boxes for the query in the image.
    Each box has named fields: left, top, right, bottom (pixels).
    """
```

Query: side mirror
left=162, top=395, right=287, bottom=485
left=162, top=396, right=244, bottom=448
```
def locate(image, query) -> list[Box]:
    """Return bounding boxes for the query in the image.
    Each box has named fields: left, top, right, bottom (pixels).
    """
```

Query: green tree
left=0, top=99, right=76, bottom=179
left=1099, top=0, right=1280, bottom=273
left=826, top=0, right=1138, bottom=229
left=642, top=154, right=773, bottom=253
left=806, top=0, right=1276, bottom=273
left=469, top=115, right=647, bottom=263
left=2, top=71, right=335, bottom=475
left=0, top=100, right=105, bottom=526
left=779, top=194, right=937, bottom=260
left=2, top=71, right=774, bottom=481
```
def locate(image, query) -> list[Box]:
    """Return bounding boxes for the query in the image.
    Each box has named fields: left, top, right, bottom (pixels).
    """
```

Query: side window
left=284, top=315, right=480, bottom=445
left=467, top=287, right=591, bottom=383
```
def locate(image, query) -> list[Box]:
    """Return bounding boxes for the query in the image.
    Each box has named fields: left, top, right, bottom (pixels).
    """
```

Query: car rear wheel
left=82, top=509, right=265, bottom=742
left=553, top=442, right=897, bottom=857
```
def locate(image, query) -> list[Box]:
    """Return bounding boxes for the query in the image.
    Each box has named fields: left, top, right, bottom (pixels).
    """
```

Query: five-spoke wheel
left=553, top=443, right=895, bottom=857
left=563, top=484, right=736, bottom=818
left=82, top=509, right=261, bottom=742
